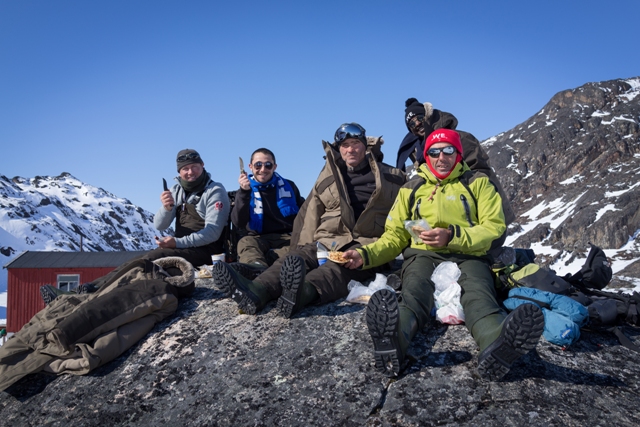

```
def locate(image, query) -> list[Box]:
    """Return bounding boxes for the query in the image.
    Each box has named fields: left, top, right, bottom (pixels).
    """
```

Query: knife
left=162, top=178, right=174, bottom=208
left=239, top=157, right=246, bottom=175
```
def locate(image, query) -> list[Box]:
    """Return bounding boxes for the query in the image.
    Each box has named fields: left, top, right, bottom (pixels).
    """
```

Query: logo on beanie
left=431, top=132, right=448, bottom=141
left=406, top=111, right=416, bottom=121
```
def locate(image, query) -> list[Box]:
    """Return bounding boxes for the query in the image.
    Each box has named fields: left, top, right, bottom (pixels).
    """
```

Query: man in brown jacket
left=213, top=123, right=405, bottom=317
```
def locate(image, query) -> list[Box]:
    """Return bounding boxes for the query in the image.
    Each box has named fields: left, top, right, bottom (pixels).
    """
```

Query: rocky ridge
left=483, top=77, right=640, bottom=277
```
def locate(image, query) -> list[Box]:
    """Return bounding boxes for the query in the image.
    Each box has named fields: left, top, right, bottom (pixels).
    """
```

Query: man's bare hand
left=161, top=191, right=175, bottom=211
left=238, top=173, right=250, bottom=191
left=420, top=228, right=451, bottom=248
left=155, top=236, right=176, bottom=248
left=341, top=250, right=363, bottom=269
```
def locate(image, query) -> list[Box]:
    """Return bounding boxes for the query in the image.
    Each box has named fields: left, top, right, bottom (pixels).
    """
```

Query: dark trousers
left=400, top=248, right=505, bottom=337
left=236, top=233, right=292, bottom=266
left=255, top=242, right=387, bottom=303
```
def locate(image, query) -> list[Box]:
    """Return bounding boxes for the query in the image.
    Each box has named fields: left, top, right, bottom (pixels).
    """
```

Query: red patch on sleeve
left=214, top=201, right=224, bottom=211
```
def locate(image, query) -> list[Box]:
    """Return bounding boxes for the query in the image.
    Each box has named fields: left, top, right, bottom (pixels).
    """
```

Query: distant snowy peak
left=483, top=76, right=640, bottom=281
left=0, top=172, right=169, bottom=257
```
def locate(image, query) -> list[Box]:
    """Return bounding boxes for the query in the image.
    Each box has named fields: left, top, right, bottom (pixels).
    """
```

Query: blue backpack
left=504, top=287, right=589, bottom=347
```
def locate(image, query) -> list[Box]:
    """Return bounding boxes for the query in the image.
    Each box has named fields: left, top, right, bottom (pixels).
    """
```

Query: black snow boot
left=477, top=303, right=545, bottom=381
left=276, top=255, right=318, bottom=318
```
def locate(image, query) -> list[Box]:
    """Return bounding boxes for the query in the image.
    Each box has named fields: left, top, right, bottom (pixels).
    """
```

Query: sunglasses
left=177, top=152, right=202, bottom=162
left=334, top=123, right=366, bottom=144
left=252, top=161, right=274, bottom=170
left=408, top=115, right=425, bottom=130
left=427, top=146, right=457, bottom=158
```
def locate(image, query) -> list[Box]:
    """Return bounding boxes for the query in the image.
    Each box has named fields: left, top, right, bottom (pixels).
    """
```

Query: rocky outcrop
left=1, top=278, right=639, bottom=426
left=483, top=77, right=640, bottom=268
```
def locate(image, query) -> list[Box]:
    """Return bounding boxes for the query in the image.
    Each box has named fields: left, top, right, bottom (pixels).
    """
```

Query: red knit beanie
left=423, top=129, right=463, bottom=179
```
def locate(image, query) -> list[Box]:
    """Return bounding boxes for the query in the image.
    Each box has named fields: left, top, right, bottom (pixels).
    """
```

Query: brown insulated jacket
left=0, top=257, right=194, bottom=391
left=290, top=138, right=406, bottom=251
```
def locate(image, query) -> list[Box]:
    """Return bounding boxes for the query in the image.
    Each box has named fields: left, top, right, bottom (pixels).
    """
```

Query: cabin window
left=57, top=274, right=80, bottom=292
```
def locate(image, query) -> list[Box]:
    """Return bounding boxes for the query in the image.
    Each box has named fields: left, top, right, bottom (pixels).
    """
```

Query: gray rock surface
left=1, top=278, right=639, bottom=426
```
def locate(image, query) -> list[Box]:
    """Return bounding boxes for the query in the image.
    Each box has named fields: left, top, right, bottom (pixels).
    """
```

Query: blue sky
left=1, top=0, right=639, bottom=215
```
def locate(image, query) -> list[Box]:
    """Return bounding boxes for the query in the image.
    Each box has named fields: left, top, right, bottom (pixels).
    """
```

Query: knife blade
left=239, top=157, right=246, bottom=175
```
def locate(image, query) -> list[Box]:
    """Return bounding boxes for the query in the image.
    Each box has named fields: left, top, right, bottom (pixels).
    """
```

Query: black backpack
left=563, top=244, right=640, bottom=352
left=564, top=243, right=612, bottom=290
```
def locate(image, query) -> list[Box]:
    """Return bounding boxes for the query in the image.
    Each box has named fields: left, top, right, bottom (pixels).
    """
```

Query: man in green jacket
left=343, top=128, right=544, bottom=381
left=213, top=123, right=405, bottom=318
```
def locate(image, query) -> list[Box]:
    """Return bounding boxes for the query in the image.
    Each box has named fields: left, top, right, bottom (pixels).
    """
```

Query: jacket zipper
left=414, top=198, right=422, bottom=220
left=460, top=194, right=474, bottom=226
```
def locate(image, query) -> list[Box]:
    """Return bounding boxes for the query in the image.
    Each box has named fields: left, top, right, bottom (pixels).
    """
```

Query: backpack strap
left=509, top=294, right=551, bottom=310
left=458, top=171, right=478, bottom=210
left=406, top=176, right=426, bottom=220
left=611, top=326, right=640, bottom=353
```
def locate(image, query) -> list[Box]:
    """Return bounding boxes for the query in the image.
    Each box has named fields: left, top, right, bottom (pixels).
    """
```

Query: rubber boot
left=398, top=307, right=419, bottom=357
left=477, top=304, right=545, bottom=381
left=471, top=313, right=505, bottom=352
left=212, top=262, right=273, bottom=314
left=277, top=255, right=318, bottom=318
left=229, top=262, right=267, bottom=280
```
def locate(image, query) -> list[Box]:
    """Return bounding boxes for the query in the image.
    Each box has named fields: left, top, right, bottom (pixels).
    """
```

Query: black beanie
left=404, top=98, right=426, bottom=128
left=176, top=149, right=204, bottom=172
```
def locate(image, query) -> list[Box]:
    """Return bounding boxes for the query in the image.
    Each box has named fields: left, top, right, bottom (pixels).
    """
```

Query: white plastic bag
left=432, top=262, right=465, bottom=324
left=346, top=274, right=396, bottom=304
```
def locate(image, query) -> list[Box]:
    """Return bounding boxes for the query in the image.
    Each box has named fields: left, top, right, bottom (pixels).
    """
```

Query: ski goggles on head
left=252, top=161, right=274, bottom=170
left=426, top=146, right=457, bottom=158
left=334, top=123, right=367, bottom=145
left=176, top=152, right=202, bottom=162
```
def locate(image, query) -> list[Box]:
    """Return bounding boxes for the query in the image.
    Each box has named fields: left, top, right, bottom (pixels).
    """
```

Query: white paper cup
left=317, top=251, right=328, bottom=266
left=211, top=254, right=225, bottom=264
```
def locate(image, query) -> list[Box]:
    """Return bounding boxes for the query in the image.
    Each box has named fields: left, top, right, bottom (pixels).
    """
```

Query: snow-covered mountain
left=0, top=172, right=170, bottom=317
left=483, top=76, right=640, bottom=288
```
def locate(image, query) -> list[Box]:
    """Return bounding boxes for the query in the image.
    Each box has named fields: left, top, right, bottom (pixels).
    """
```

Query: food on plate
left=328, top=251, right=349, bottom=263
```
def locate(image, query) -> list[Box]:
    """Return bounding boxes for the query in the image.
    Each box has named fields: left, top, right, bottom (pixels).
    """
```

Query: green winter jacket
left=358, top=162, right=506, bottom=268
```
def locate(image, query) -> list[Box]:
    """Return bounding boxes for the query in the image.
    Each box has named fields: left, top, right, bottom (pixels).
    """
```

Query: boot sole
left=277, top=255, right=305, bottom=318
left=40, top=286, right=58, bottom=305
left=366, top=289, right=402, bottom=377
left=212, top=263, right=237, bottom=298
left=477, top=303, right=545, bottom=381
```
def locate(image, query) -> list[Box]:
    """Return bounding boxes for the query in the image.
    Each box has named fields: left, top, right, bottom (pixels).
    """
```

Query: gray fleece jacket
left=153, top=172, right=230, bottom=248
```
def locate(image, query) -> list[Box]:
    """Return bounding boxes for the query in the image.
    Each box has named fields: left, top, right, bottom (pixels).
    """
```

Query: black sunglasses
left=177, top=152, right=202, bottom=162
left=334, top=123, right=366, bottom=145
left=408, top=115, right=425, bottom=130
left=427, top=146, right=457, bottom=158
left=252, top=161, right=274, bottom=170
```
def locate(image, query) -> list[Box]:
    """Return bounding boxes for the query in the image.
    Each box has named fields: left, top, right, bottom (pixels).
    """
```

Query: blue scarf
left=248, top=172, right=299, bottom=233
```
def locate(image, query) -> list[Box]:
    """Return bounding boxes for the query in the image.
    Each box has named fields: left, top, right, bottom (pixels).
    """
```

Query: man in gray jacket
left=151, top=149, right=230, bottom=269
left=40, top=149, right=229, bottom=304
